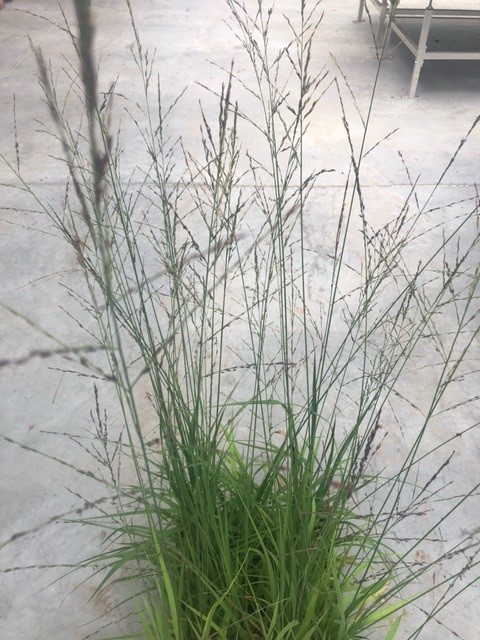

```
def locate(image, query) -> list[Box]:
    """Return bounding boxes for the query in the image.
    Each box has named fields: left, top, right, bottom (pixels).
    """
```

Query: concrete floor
left=1, top=1, right=479, bottom=638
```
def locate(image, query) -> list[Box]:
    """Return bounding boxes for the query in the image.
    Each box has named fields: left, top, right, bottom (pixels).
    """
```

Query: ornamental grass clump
left=2, top=1, right=480, bottom=638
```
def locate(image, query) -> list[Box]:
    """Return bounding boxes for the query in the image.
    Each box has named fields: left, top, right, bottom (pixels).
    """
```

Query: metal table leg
left=377, top=0, right=389, bottom=44
left=356, top=0, right=366, bottom=23
left=382, top=13, right=393, bottom=55
left=408, top=5, right=433, bottom=97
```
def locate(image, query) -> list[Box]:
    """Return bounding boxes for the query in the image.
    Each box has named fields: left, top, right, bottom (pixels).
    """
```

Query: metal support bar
left=390, top=22, right=418, bottom=55
left=408, top=6, right=433, bottom=98
left=356, top=0, right=366, bottom=23
left=425, top=51, right=480, bottom=60
left=382, top=17, right=393, bottom=55
left=377, top=0, right=389, bottom=45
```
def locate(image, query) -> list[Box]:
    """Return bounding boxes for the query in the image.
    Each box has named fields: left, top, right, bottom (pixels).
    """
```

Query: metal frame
left=356, top=0, right=480, bottom=97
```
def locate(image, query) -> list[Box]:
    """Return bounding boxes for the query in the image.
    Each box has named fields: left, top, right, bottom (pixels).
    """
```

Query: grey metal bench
left=356, top=0, right=480, bottom=96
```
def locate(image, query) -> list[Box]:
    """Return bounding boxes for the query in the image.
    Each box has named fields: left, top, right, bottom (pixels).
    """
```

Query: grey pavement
left=1, top=1, right=479, bottom=639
